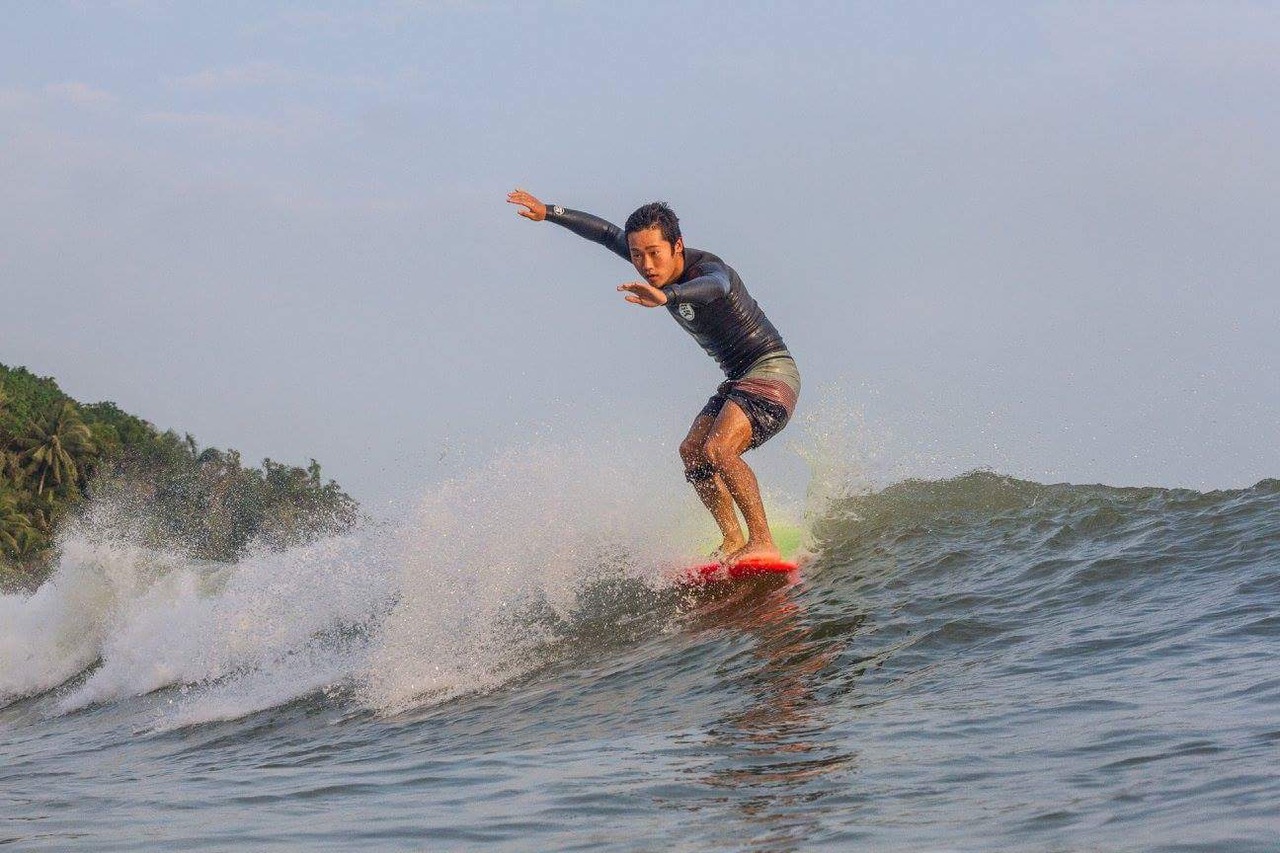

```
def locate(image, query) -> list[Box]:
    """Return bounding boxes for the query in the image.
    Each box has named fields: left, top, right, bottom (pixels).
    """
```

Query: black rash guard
left=545, top=205, right=790, bottom=380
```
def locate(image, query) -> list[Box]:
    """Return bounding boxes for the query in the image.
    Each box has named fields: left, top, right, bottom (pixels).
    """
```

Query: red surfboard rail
left=681, top=557, right=799, bottom=584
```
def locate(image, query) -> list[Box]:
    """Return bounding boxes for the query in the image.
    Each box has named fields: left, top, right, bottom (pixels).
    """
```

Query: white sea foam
left=2, top=439, right=815, bottom=722
left=358, top=445, right=688, bottom=713
left=0, top=514, right=393, bottom=719
left=0, top=539, right=185, bottom=706
left=57, top=532, right=392, bottom=716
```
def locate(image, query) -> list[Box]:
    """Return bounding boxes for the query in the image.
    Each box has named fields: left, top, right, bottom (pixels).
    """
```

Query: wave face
left=1, top=465, right=1277, bottom=851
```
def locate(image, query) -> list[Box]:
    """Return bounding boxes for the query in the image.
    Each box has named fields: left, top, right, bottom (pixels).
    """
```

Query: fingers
left=618, top=282, right=662, bottom=307
left=507, top=188, right=545, bottom=221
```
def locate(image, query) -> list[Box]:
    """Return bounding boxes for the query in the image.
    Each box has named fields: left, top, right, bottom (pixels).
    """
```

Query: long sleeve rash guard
left=545, top=205, right=791, bottom=380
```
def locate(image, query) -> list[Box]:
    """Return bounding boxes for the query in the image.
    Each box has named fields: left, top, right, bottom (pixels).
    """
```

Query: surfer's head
left=625, top=201, right=681, bottom=247
left=625, top=201, right=684, bottom=287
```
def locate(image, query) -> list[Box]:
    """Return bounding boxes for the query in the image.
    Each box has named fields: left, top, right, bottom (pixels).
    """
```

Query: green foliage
left=0, top=366, right=68, bottom=440
left=81, top=401, right=155, bottom=460
left=13, top=401, right=95, bottom=496
left=0, top=489, right=39, bottom=559
left=0, top=362, right=361, bottom=588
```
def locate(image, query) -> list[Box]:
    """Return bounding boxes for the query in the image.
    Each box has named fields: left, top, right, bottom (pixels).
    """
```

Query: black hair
left=624, top=201, right=682, bottom=247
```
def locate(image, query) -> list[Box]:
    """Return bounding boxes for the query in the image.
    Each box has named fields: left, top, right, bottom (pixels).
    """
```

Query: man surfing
left=506, top=189, right=801, bottom=565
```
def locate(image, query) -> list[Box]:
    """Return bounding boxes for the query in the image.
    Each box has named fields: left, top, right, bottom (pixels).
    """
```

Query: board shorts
left=699, top=352, right=801, bottom=449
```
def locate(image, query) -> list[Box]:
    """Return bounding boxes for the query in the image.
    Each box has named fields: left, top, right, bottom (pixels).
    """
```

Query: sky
left=2, top=1, right=1277, bottom=508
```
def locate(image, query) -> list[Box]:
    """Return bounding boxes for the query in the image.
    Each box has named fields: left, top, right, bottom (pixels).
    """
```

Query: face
left=627, top=227, right=684, bottom=287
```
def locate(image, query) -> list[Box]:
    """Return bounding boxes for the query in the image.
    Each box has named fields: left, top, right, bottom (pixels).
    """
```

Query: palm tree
left=0, top=450, right=21, bottom=494
left=0, top=491, right=37, bottom=558
left=15, top=401, right=95, bottom=495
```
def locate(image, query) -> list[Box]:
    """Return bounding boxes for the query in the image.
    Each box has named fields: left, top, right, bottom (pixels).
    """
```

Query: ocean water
left=2, top=452, right=1278, bottom=851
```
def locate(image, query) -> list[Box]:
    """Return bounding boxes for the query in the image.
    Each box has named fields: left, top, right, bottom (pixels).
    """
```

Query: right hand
left=617, top=281, right=668, bottom=307
left=506, top=188, right=547, bottom=221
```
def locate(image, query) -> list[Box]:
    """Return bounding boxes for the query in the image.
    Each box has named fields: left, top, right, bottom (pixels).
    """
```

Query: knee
left=681, top=438, right=715, bottom=484
left=703, top=437, right=738, bottom=471
left=679, top=436, right=704, bottom=466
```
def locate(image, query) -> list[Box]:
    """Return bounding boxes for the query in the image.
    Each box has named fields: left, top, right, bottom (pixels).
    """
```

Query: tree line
left=1, top=363, right=360, bottom=589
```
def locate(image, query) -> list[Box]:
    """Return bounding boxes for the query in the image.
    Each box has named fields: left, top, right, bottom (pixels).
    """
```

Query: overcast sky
left=2, top=1, right=1277, bottom=508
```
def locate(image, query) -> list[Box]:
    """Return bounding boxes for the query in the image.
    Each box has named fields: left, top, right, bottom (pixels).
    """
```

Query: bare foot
left=727, top=540, right=782, bottom=565
left=711, top=537, right=747, bottom=564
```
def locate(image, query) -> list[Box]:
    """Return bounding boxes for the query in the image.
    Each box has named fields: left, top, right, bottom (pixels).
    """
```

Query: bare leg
left=704, top=401, right=780, bottom=563
left=680, top=414, right=745, bottom=558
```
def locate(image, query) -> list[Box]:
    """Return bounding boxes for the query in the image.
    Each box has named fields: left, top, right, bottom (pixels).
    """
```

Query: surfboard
left=678, top=522, right=805, bottom=585
left=680, top=557, right=799, bottom=585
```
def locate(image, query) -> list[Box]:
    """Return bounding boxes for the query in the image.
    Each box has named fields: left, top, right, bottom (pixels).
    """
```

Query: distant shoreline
left=1, top=362, right=359, bottom=589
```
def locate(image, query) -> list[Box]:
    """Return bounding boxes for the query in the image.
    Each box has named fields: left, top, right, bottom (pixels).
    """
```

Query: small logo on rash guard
left=678, top=303, right=696, bottom=322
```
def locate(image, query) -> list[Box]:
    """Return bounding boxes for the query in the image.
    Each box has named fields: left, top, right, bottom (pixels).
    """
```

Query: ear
left=673, top=236, right=684, bottom=254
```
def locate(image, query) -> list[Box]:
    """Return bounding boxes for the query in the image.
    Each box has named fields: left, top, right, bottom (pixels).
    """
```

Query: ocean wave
left=3, top=461, right=1276, bottom=738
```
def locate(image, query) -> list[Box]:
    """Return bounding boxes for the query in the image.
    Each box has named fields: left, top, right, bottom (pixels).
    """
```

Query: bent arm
left=665, top=263, right=731, bottom=305
left=545, top=206, right=630, bottom=261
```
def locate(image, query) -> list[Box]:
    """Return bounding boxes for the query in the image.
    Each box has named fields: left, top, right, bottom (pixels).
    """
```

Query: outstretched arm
left=506, top=188, right=629, bottom=261
left=506, top=188, right=547, bottom=221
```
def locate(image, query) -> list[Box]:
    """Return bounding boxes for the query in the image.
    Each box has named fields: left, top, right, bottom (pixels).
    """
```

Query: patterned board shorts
left=699, top=352, right=801, bottom=449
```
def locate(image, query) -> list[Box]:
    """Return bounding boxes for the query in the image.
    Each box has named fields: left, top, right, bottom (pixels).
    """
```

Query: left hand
left=617, top=281, right=668, bottom=307
left=506, top=188, right=547, bottom=221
